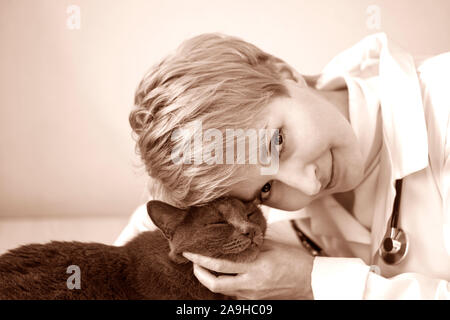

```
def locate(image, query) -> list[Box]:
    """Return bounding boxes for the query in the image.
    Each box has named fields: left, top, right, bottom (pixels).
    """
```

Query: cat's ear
left=147, top=200, right=188, bottom=240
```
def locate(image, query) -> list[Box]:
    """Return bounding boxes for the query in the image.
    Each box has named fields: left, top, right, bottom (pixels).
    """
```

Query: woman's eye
left=261, top=182, right=271, bottom=193
left=272, top=129, right=284, bottom=154
left=275, top=132, right=283, bottom=146
left=260, top=181, right=272, bottom=201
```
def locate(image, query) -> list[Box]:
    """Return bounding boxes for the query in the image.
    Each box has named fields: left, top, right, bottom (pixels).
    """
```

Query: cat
left=0, top=197, right=266, bottom=300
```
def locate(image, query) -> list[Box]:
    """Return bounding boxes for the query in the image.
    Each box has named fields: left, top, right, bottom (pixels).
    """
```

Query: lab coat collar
left=376, top=33, right=428, bottom=179
left=304, top=33, right=429, bottom=249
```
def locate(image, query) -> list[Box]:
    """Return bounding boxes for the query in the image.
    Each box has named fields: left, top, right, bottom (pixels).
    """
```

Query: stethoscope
left=378, top=179, right=409, bottom=265
left=291, top=179, right=409, bottom=265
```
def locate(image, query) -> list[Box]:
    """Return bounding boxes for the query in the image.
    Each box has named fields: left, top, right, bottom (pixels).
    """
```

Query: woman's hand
left=182, top=239, right=315, bottom=300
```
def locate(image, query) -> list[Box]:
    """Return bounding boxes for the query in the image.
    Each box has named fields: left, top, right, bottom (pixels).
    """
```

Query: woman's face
left=228, top=79, right=364, bottom=211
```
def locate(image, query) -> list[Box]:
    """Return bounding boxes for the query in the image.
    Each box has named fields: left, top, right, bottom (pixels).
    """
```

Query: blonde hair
left=130, top=33, right=291, bottom=208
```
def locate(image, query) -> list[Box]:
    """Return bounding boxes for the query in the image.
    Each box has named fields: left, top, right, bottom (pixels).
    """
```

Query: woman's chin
left=341, top=164, right=365, bottom=192
left=339, top=147, right=365, bottom=191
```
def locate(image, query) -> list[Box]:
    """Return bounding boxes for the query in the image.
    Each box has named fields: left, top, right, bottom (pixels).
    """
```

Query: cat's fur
left=0, top=197, right=266, bottom=300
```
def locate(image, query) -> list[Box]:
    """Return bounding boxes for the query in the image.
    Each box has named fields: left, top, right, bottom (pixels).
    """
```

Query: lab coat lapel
left=370, top=34, right=429, bottom=258
left=377, top=33, right=428, bottom=179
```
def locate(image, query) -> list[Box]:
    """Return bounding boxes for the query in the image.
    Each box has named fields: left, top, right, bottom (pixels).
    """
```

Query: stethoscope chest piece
left=378, top=227, right=409, bottom=265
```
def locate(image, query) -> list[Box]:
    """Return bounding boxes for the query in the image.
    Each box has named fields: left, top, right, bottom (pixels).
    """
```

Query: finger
left=193, top=264, right=249, bottom=294
left=183, top=252, right=248, bottom=274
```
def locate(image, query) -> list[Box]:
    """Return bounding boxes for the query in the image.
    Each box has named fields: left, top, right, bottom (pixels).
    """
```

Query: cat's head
left=147, top=197, right=267, bottom=264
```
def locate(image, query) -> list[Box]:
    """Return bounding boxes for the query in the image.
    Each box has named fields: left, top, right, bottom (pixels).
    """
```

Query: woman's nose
left=278, top=161, right=322, bottom=196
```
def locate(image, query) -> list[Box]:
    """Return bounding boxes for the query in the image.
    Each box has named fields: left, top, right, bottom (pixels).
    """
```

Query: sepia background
left=1, top=0, right=450, bottom=253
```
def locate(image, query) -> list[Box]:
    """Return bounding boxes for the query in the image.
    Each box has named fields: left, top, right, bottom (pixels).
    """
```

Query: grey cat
left=0, top=197, right=266, bottom=299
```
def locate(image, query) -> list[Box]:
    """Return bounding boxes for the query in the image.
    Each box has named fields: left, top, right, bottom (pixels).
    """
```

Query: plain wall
left=1, top=0, right=449, bottom=218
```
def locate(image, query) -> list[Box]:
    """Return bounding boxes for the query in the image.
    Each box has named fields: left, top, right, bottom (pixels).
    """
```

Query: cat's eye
left=247, top=210, right=257, bottom=219
left=207, top=221, right=228, bottom=227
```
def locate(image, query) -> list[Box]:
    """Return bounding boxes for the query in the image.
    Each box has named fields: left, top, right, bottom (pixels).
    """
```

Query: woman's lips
left=326, top=149, right=336, bottom=190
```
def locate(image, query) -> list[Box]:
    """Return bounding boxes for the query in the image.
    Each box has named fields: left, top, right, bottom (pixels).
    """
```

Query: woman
left=116, top=33, right=450, bottom=299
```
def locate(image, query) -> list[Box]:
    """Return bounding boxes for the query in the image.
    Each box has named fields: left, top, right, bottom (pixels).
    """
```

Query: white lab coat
left=115, top=33, right=450, bottom=299
left=300, top=33, right=450, bottom=299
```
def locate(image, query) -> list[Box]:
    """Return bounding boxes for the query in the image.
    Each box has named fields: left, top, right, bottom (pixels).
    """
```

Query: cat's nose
left=242, top=226, right=257, bottom=240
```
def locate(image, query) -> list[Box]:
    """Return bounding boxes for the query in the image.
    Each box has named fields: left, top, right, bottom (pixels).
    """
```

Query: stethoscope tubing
left=391, top=179, right=403, bottom=229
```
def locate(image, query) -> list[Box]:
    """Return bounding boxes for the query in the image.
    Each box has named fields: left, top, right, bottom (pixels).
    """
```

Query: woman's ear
left=272, top=58, right=308, bottom=87
left=146, top=200, right=188, bottom=240
left=290, top=73, right=308, bottom=87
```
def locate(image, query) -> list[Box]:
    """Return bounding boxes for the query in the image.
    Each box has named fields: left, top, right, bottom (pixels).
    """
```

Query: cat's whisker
left=222, top=238, right=253, bottom=254
left=222, top=239, right=241, bottom=249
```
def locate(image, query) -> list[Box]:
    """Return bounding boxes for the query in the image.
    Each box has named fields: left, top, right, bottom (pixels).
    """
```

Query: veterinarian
left=116, top=32, right=450, bottom=299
